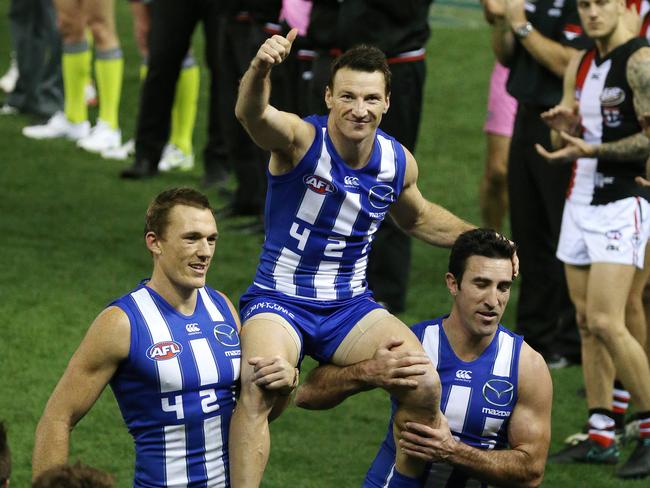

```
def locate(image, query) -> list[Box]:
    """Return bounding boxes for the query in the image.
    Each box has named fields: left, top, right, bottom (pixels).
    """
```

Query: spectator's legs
left=133, top=0, right=197, bottom=168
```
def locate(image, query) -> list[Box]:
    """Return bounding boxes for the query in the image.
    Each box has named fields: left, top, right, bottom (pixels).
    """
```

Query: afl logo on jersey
left=482, top=379, right=514, bottom=407
left=213, top=324, right=240, bottom=347
left=303, top=174, right=337, bottom=195
left=369, top=185, right=395, bottom=209
left=147, top=341, right=182, bottom=361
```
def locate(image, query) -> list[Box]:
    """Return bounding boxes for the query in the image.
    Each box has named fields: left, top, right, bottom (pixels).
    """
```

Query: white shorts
left=557, top=197, right=650, bottom=269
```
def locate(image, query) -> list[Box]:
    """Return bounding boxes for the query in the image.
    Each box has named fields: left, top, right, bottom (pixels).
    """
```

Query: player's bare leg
left=586, top=263, right=650, bottom=411
left=566, top=264, right=614, bottom=410
left=229, top=314, right=300, bottom=488
left=84, top=0, right=119, bottom=51
left=54, top=0, right=85, bottom=44
left=626, top=245, right=650, bottom=349
left=333, top=309, right=441, bottom=478
left=479, top=133, right=510, bottom=232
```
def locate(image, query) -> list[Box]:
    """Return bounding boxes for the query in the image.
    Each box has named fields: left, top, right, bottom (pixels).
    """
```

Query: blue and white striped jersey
left=365, top=316, right=523, bottom=488
left=110, top=284, right=241, bottom=487
left=252, top=115, right=407, bottom=301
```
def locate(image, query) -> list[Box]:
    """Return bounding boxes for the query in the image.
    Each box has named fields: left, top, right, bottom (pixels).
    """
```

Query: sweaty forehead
left=464, top=256, right=513, bottom=281
left=332, top=68, right=387, bottom=94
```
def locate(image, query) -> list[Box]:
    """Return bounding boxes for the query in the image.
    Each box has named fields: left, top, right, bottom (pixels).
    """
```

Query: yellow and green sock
left=170, top=54, right=200, bottom=155
left=62, top=41, right=91, bottom=124
left=95, top=47, right=124, bottom=129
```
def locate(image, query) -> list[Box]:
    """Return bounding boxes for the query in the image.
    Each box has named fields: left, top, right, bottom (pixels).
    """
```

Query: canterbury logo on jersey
left=147, top=341, right=183, bottom=361
left=303, top=174, right=337, bottom=194
left=344, top=176, right=359, bottom=187
left=186, top=323, right=201, bottom=334
left=455, top=370, right=472, bottom=380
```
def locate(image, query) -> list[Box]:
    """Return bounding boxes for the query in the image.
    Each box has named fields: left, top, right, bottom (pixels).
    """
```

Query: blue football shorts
left=239, top=284, right=385, bottom=363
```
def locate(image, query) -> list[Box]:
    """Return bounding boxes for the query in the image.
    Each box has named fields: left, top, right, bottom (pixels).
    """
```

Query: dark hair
left=144, top=187, right=212, bottom=237
left=448, top=229, right=516, bottom=287
left=32, top=463, right=114, bottom=488
left=0, top=422, right=10, bottom=486
left=328, top=45, right=392, bottom=96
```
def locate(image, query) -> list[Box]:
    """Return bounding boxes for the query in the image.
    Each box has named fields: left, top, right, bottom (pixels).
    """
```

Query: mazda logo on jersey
left=482, top=379, right=514, bottom=407
left=213, top=324, right=240, bottom=347
left=303, top=174, right=337, bottom=195
left=147, top=341, right=182, bottom=361
left=369, top=185, right=395, bottom=209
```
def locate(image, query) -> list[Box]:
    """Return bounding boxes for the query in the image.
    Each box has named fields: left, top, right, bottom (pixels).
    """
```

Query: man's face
left=577, top=0, right=624, bottom=39
left=447, top=256, right=513, bottom=339
left=152, top=205, right=218, bottom=291
left=325, top=68, right=390, bottom=143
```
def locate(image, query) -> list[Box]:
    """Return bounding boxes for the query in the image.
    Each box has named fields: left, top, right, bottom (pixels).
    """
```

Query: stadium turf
left=0, top=2, right=647, bottom=486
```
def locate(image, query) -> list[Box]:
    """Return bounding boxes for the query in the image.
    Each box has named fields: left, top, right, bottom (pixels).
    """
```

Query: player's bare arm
left=538, top=48, right=650, bottom=163
left=488, top=14, right=516, bottom=65
left=504, top=0, right=579, bottom=77
left=294, top=338, right=430, bottom=410
left=638, top=112, right=650, bottom=186
left=389, top=149, right=474, bottom=248
left=235, top=28, right=314, bottom=174
left=399, top=343, right=552, bottom=488
left=32, top=307, right=130, bottom=479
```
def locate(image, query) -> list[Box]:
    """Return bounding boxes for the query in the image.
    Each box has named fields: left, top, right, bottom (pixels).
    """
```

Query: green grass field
left=0, top=2, right=647, bottom=487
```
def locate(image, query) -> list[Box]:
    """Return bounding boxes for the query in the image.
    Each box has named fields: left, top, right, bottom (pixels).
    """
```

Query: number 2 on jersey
left=161, top=388, right=220, bottom=420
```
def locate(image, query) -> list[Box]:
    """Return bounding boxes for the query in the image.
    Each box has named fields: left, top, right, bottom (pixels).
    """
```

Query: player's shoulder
left=517, top=341, right=551, bottom=389
left=82, top=305, right=131, bottom=362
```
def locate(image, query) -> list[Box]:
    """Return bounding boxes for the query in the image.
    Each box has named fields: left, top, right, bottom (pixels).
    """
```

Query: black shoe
left=548, top=438, right=619, bottom=464
left=120, top=159, right=158, bottom=179
left=616, top=439, right=650, bottom=479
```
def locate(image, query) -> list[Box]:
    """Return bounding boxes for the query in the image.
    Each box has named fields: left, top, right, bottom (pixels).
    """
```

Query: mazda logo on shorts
left=369, top=185, right=395, bottom=209
left=482, top=379, right=514, bottom=407
left=213, top=324, right=240, bottom=347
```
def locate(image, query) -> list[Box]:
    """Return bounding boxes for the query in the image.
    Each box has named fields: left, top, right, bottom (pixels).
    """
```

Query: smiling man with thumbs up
left=226, top=28, right=494, bottom=487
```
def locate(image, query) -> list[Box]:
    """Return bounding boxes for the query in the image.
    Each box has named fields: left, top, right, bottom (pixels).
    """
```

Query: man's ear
left=445, top=272, right=459, bottom=296
left=325, top=85, right=333, bottom=110
left=145, top=231, right=162, bottom=255
left=384, top=92, right=390, bottom=114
